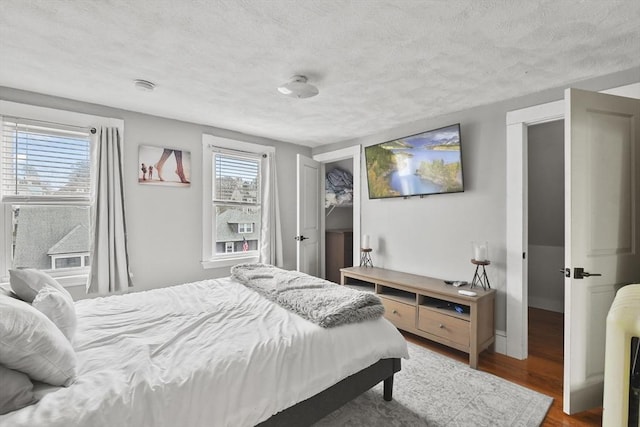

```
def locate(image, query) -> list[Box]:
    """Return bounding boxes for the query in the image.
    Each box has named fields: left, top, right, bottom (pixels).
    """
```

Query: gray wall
left=527, top=121, right=565, bottom=312
left=528, top=121, right=564, bottom=247
left=0, top=87, right=311, bottom=295
left=313, top=67, right=640, bottom=332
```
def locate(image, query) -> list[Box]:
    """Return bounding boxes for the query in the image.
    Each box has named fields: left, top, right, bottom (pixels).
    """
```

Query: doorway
left=526, top=120, right=565, bottom=372
left=324, top=158, right=354, bottom=283
left=527, top=120, right=565, bottom=314
left=313, top=145, right=361, bottom=280
left=505, top=82, right=640, bottom=361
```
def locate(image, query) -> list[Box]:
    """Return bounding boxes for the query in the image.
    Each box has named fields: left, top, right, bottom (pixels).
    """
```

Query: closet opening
left=324, top=159, right=354, bottom=283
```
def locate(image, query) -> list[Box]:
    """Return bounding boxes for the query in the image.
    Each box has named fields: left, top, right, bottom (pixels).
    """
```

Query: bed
left=0, top=271, right=408, bottom=426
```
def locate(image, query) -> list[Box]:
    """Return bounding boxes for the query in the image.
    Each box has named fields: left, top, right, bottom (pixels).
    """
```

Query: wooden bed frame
left=257, top=358, right=401, bottom=426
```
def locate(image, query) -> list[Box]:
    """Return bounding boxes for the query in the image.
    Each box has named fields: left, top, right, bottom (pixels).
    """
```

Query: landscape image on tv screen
left=365, top=123, right=463, bottom=199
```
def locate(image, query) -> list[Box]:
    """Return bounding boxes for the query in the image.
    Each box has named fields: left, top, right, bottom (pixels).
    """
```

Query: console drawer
left=418, top=306, right=469, bottom=347
left=381, top=298, right=416, bottom=331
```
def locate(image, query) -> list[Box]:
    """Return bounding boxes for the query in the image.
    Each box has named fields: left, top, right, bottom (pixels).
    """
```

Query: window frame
left=0, top=101, right=123, bottom=287
left=201, top=134, right=274, bottom=269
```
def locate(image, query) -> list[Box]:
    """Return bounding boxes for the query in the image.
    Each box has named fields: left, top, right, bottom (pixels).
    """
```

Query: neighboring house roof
left=48, top=224, right=90, bottom=255
left=13, top=205, right=90, bottom=269
left=216, top=208, right=260, bottom=242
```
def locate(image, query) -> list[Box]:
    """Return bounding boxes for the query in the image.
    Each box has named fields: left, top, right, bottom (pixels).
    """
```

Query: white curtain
left=259, top=152, right=283, bottom=267
left=87, top=127, right=132, bottom=294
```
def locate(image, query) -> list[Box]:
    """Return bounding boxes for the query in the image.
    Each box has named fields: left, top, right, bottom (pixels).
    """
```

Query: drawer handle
left=392, top=309, right=398, bottom=314
left=438, top=324, right=445, bottom=329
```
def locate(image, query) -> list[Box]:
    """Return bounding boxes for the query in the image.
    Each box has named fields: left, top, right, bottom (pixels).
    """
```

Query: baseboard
left=494, top=329, right=507, bottom=355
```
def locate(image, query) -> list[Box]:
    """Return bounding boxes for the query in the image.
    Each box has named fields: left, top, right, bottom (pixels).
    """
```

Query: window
left=212, top=152, right=260, bottom=257
left=238, top=223, right=253, bottom=233
left=11, top=205, right=91, bottom=272
left=0, top=101, right=122, bottom=285
left=202, top=134, right=274, bottom=269
left=54, top=255, right=86, bottom=269
left=1, top=119, right=91, bottom=201
left=1, top=118, right=92, bottom=280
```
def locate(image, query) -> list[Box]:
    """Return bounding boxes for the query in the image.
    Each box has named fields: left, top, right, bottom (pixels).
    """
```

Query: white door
left=296, top=154, right=321, bottom=275
left=564, top=88, right=640, bottom=414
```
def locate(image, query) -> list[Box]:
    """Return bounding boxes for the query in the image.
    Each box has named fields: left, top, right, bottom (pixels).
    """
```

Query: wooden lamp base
left=471, top=259, right=491, bottom=290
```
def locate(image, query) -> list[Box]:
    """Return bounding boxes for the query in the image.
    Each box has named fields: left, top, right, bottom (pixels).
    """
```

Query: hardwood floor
left=403, top=307, right=603, bottom=426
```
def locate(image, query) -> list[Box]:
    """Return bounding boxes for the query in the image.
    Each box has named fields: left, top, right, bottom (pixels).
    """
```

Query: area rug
left=313, top=342, right=553, bottom=427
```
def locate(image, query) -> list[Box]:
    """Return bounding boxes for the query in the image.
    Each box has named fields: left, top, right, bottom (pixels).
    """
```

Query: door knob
left=573, top=267, right=602, bottom=279
left=581, top=272, right=602, bottom=277
left=294, top=235, right=308, bottom=241
left=559, top=268, right=570, bottom=278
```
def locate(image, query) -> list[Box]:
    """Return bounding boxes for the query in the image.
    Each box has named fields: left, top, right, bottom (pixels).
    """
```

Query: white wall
left=0, top=86, right=311, bottom=295
left=313, top=67, right=640, bottom=332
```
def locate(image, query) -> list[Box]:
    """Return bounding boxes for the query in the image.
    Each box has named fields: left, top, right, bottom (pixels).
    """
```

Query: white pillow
left=0, top=295, right=76, bottom=386
left=32, top=285, right=77, bottom=342
left=0, top=365, right=35, bottom=415
left=9, top=269, right=72, bottom=303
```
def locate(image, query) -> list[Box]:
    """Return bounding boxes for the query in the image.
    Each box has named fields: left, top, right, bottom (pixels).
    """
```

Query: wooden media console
left=341, top=266, right=496, bottom=369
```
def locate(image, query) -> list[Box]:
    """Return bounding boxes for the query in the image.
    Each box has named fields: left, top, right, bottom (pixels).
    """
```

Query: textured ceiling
left=0, top=0, right=639, bottom=147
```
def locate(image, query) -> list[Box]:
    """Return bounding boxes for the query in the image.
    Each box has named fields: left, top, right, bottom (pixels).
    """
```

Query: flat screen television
left=364, top=123, right=464, bottom=199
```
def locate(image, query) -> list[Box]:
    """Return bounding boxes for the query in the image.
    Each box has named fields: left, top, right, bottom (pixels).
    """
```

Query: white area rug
left=314, top=342, right=553, bottom=427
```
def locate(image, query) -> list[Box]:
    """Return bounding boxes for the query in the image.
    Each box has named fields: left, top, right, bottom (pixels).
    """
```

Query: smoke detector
left=277, top=75, right=319, bottom=99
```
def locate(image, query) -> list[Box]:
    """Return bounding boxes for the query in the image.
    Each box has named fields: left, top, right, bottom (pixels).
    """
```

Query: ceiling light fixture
left=277, top=75, right=319, bottom=99
left=134, top=79, right=156, bottom=92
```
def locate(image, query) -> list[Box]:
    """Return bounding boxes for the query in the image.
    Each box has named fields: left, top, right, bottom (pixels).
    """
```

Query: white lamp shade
left=472, top=241, right=489, bottom=261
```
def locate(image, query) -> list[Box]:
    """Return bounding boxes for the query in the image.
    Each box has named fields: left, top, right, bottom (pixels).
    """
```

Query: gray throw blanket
left=230, top=263, right=384, bottom=328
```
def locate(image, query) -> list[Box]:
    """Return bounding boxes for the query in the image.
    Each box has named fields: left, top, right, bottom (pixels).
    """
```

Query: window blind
left=1, top=117, right=92, bottom=203
left=213, top=152, right=260, bottom=204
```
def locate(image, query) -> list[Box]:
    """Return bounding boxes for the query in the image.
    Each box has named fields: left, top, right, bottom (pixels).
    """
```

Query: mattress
left=1, top=276, right=408, bottom=427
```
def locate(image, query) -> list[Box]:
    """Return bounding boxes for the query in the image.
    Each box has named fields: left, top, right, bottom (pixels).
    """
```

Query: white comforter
left=1, top=277, right=408, bottom=427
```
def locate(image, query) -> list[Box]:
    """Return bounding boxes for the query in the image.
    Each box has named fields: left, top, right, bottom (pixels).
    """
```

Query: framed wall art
left=138, top=145, right=191, bottom=187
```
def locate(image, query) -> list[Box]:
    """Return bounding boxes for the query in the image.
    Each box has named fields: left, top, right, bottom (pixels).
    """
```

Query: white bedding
left=0, top=277, right=408, bottom=427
